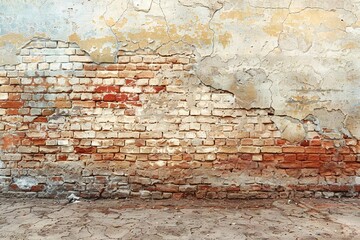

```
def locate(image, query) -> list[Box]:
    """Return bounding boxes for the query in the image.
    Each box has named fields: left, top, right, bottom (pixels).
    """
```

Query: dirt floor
left=0, top=197, right=359, bottom=240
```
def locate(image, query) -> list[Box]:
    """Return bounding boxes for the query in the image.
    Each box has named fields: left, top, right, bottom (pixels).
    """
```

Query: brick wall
left=0, top=39, right=359, bottom=199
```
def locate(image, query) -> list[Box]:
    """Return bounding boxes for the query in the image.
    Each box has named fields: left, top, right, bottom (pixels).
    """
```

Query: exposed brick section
left=0, top=39, right=359, bottom=199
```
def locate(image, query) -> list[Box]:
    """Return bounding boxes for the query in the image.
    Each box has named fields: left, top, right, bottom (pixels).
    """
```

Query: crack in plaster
left=103, top=0, right=131, bottom=63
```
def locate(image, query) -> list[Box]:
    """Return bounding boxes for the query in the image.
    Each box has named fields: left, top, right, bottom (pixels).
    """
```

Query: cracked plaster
left=0, top=0, right=359, bottom=140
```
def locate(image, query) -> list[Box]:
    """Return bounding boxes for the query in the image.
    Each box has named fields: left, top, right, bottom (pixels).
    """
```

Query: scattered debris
left=67, top=193, right=80, bottom=203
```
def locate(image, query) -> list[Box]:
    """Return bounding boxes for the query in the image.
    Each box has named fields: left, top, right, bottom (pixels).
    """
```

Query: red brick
left=300, top=140, right=310, bottom=146
left=276, top=139, right=287, bottom=146
left=320, top=155, right=332, bottom=161
left=116, top=93, right=128, bottom=102
left=42, top=109, right=55, bottom=116
left=284, top=154, right=297, bottom=161
left=0, top=101, right=23, bottom=108
left=305, top=147, right=326, bottom=154
left=57, top=155, right=68, bottom=161
left=127, top=94, right=139, bottom=101
left=310, top=139, right=321, bottom=146
left=322, top=141, right=334, bottom=149
left=241, top=138, right=253, bottom=145
left=95, top=86, right=120, bottom=93
left=8, top=93, right=21, bottom=100
left=83, top=64, right=97, bottom=71
left=75, top=147, right=96, bottom=154
left=33, top=116, right=48, bottom=123
left=136, top=64, right=149, bottom=70
left=124, top=109, right=135, bottom=116
left=239, top=154, right=252, bottom=161
left=263, top=154, right=275, bottom=161
left=302, top=161, right=322, bottom=168
left=338, top=147, right=351, bottom=154
left=30, top=184, right=45, bottom=192
left=277, top=161, right=302, bottom=169
left=95, top=176, right=107, bottom=184
left=327, top=185, right=351, bottom=192
left=297, top=154, right=307, bottom=161
left=105, top=64, right=126, bottom=71
left=125, top=79, right=136, bottom=86
left=51, top=176, right=64, bottom=182
left=283, top=147, right=305, bottom=153
left=343, top=155, right=356, bottom=162
left=307, top=154, right=320, bottom=161
left=103, top=94, right=116, bottom=102
left=33, top=139, right=46, bottom=146
left=6, top=109, right=19, bottom=115
left=9, top=184, right=20, bottom=191
left=143, top=86, right=166, bottom=93
left=1, top=134, right=21, bottom=150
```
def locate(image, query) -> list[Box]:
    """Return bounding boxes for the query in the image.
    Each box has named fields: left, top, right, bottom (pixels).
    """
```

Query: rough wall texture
left=0, top=0, right=359, bottom=199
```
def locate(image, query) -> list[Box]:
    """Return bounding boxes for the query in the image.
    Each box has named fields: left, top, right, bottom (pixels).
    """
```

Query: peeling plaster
left=345, top=108, right=360, bottom=139
left=272, top=116, right=306, bottom=142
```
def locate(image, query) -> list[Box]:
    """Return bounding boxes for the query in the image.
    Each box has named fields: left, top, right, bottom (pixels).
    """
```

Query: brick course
left=0, top=39, right=359, bottom=199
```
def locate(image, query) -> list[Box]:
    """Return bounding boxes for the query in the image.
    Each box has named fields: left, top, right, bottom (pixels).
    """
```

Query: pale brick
left=130, top=56, right=142, bottom=63
left=58, top=139, right=70, bottom=146
left=196, top=146, right=216, bottom=154
left=173, top=64, right=183, bottom=71
left=1, top=154, right=21, bottom=161
left=45, top=41, right=57, bottom=48
left=64, top=48, right=76, bottom=55
left=97, top=71, right=118, bottom=78
left=62, top=63, right=73, bottom=70
left=50, top=63, right=61, bottom=70
left=46, top=56, right=70, bottom=63
left=74, top=131, right=96, bottom=139
left=18, top=146, right=39, bottom=153
left=0, top=93, right=8, bottom=100
left=70, top=55, right=93, bottom=62
left=261, top=146, right=282, bottom=153
left=120, top=86, right=142, bottom=93
left=118, top=56, right=130, bottom=63
left=252, top=155, right=263, bottom=161
left=238, top=146, right=261, bottom=153
left=118, top=132, right=140, bottom=138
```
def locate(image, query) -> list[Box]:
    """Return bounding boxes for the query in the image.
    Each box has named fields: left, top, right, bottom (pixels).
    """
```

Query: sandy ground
left=0, top=197, right=359, bottom=240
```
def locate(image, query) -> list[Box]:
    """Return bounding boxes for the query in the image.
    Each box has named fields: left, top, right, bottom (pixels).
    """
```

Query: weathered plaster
left=271, top=116, right=306, bottom=142
left=0, top=0, right=359, bottom=140
left=13, top=177, right=38, bottom=190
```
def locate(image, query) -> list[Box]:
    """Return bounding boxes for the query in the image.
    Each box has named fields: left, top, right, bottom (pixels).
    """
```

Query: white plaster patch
left=355, top=177, right=360, bottom=185
left=14, top=177, right=38, bottom=190
left=132, top=0, right=153, bottom=12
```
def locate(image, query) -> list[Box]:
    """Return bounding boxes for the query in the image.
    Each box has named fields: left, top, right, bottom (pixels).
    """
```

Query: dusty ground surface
left=0, top=197, right=359, bottom=240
